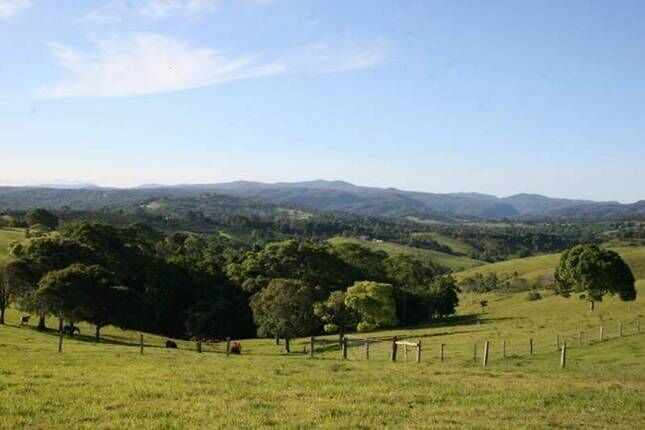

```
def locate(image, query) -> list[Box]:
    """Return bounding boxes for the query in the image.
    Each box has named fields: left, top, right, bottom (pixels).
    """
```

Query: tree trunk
left=58, top=318, right=63, bottom=333
left=38, top=316, right=47, bottom=331
left=589, top=300, right=595, bottom=312
left=95, top=325, right=101, bottom=342
left=0, top=304, right=5, bottom=325
left=284, top=337, right=290, bottom=353
left=275, top=334, right=280, bottom=345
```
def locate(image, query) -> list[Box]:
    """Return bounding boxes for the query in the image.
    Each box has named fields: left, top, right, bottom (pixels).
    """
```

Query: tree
left=344, top=281, right=397, bottom=332
left=554, top=244, right=636, bottom=310
left=0, top=263, right=9, bottom=324
left=313, top=290, right=359, bottom=335
left=428, top=275, right=460, bottom=319
left=249, top=279, right=320, bottom=344
left=383, top=255, right=439, bottom=325
left=25, top=209, right=59, bottom=230
left=34, top=264, right=134, bottom=341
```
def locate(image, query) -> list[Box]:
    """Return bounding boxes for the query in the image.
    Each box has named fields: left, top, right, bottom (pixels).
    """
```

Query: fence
left=52, top=318, right=642, bottom=370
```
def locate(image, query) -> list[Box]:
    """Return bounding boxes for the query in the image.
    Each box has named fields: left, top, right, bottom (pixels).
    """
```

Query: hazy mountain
left=0, top=181, right=642, bottom=221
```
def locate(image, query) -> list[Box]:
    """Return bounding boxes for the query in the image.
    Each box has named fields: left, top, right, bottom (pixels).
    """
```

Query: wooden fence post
left=196, top=341, right=202, bottom=353
left=439, top=343, right=444, bottom=362
left=390, top=337, right=398, bottom=362
left=140, top=334, right=144, bottom=355
left=226, top=337, right=231, bottom=357
left=599, top=326, right=604, bottom=341
left=482, top=341, right=489, bottom=367
left=365, top=341, right=370, bottom=360
left=502, top=340, right=506, bottom=358
left=416, top=340, right=421, bottom=363
left=529, top=338, right=533, bottom=356
left=560, top=341, right=567, bottom=369
left=342, top=337, right=348, bottom=359
left=619, top=321, right=623, bottom=337
left=310, top=336, right=314, bottom=358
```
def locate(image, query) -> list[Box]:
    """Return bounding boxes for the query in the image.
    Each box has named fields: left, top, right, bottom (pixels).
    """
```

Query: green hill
left=454, top=245, right=645, bottom=284
left=410, top=231, right=476, bottom=255
left=0, top=281, right=643, bottom=428
left=328, top=236, right=484, bottom=271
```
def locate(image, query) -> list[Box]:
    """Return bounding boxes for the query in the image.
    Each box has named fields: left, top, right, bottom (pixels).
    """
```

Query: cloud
left=0, top=0, right=31, bottom=19
left=41, top=33, right=286, bottom=98
left=84, top=0, right=219, bottom=23
left=292, top=40, right=386, bottom=74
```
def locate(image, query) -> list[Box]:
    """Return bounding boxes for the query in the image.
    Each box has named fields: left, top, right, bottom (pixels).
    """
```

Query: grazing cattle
left=63, top=325, right=81, bottom=336
left=165, top=340, right=178, bottom=349
left=20, top=315, right=31, bottom=326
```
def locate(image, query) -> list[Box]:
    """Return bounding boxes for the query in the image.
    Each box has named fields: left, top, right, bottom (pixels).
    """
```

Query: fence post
left=310, top=336, right=314, bottom=358
left=619, top=321, right=623, bottom=337
left=599, top=326, right=604, bottom=341
left=390, top=337, right=398, bottom=362
left=342, top=337, right=348, bottom=359
left=365, top=341, right=370, bottom=360
left=529, top=338, right=533, bottom=356
left=226, top=337, right=231, bottom=357
left=416, top=340, right=421, bottom=363
left=140, top=334, right=144, bottom=355
left=560, top=341, right=567, bottom=369
left=502, top=340, right=506, bottom=358
left=482, top=341, right=489, bottom=367
left=196, top=341, right=202, bottom=353
left=439, top=343, right=444, bottom=362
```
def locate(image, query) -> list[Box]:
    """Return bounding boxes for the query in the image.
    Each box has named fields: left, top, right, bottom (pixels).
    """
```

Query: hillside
left=1, top=281, right=643, bottom=428
left=328, top=236, right=485, bottom=271
left=0, top=228, right=24, bottom=260
left=1, top=181, right=643, bottom=221
left=454, top=245, right=645, bottom=284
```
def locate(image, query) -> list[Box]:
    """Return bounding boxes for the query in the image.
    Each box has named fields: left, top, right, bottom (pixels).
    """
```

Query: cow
left=165, top=340, right=178, bottom=349
left=63, top=325, right=81, bottom=336
left=20, top=315, right=31, bottom=326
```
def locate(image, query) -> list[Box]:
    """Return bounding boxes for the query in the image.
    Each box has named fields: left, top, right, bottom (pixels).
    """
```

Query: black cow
left=63, top=325, right=81, bottom=336
left=165, top=340, right=178, bottom=349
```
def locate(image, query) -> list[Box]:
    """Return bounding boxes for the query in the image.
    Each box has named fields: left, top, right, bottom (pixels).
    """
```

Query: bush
left=323, top=323, right=339, bottom=334
left=357, top=321, right=375, bottom=332
left=526, top=291, right=542, bottom=301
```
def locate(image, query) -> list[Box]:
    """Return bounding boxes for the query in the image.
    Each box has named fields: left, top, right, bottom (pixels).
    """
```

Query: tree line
left=0, top=217, right=459, bottom=342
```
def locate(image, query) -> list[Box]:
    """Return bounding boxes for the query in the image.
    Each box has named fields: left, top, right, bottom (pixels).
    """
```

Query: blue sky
left=1, top=0, right=644, bottom=202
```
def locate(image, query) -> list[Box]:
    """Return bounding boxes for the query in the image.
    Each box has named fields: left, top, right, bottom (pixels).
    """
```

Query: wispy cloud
left=84, top=0, right=219, bottom=23
left=41, top=33, right=286, bottom=98
left=0, top=0, right=31, bottom=19
left=292, top=39, right=386, bottom=75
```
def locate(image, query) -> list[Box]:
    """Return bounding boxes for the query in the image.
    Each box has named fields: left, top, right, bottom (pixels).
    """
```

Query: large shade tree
left=344, top=281, right=398, bottom=332
left=554, top=244, right=636, bottom=311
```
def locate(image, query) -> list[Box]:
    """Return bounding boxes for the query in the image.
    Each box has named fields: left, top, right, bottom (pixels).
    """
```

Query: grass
left=328, top=236, right=484, bottom=271
left=1, top=277, right=644, bottom=428
left=0, top=228, right=24, bottom=261
left=454, top=245, right=645, bottom=283
left=410, top=231, right=475, bottom=255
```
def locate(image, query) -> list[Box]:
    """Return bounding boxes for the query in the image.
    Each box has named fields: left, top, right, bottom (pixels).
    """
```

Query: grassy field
left=1, top=279, right=643, bottom=428
left=411, top=231, right=476, bottom=255
left=328, top=236, right=484, bottom=271
left=0, top=227, right=24, bottom=261
left=454, top=245, right=645, bottom=283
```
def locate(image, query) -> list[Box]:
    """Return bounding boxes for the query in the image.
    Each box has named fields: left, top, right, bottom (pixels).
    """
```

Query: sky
left=1, top=0, right=644, bottom=202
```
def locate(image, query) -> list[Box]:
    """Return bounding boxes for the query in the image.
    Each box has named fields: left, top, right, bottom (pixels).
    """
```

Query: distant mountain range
left=0, top=180, right=643, bottom=221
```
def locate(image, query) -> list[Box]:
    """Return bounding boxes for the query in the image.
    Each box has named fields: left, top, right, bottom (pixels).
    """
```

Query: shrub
left=323, top=323, right=339, bottom=334
left=357, top=321, right=375, bottom=332
left=527, top=291, right=542, bottom=301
